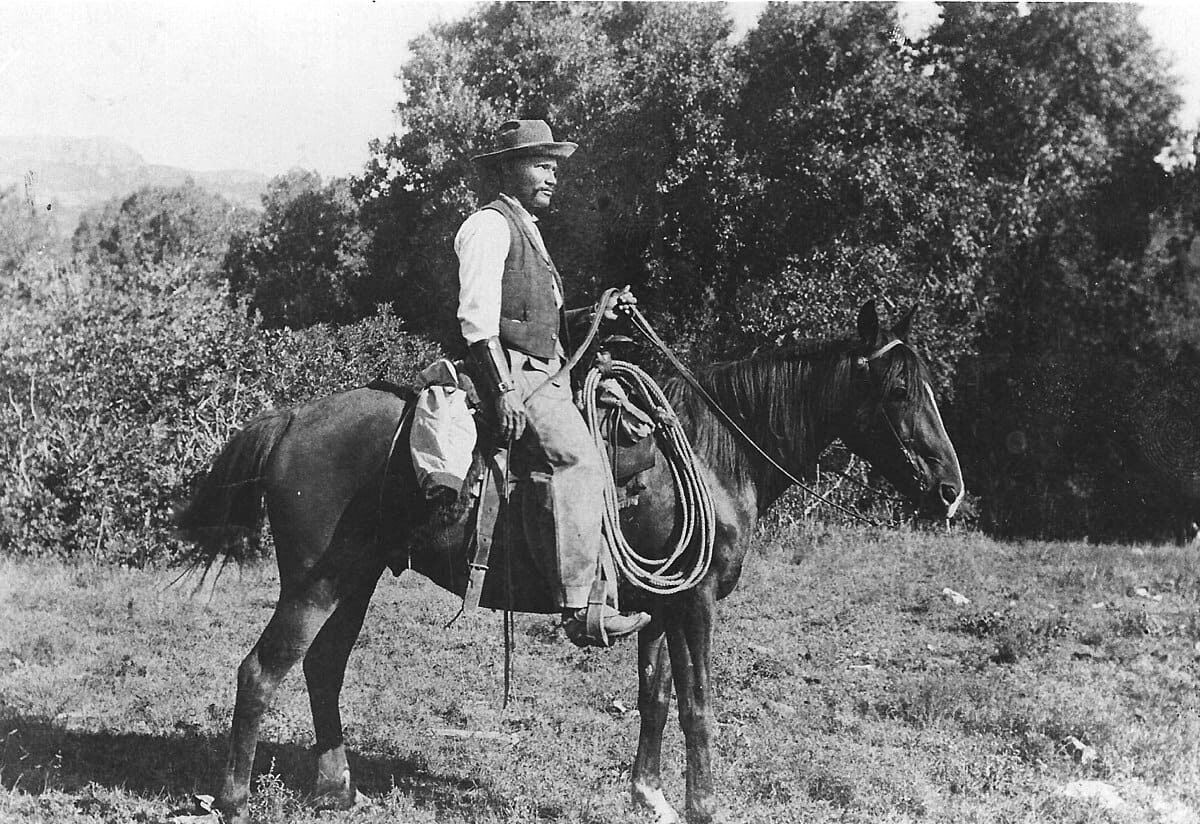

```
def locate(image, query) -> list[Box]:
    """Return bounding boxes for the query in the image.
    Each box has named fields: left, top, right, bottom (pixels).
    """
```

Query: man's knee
left=543, top=441, right=604, bottom=499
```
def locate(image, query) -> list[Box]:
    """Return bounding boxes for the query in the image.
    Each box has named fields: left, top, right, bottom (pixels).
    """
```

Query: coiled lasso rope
left=582, top=360, right=715, bottom=595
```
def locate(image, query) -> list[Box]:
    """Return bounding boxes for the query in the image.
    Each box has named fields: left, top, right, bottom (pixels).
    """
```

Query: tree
left=930, top=2, right=1180, bottom=352
left=1138, top=133, right=1200, bottom=359
left=72, top=180, right=251, bottom=287
left=353, top=2, right=743, bottom=352
left=223, top=170, right=372, bottom=328
left=929, top=3, right=1186, bottom=536
left=728, top=2, right=990, bottom=380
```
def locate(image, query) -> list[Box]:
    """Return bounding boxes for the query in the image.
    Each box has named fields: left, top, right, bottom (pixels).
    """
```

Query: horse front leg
left=304, top=566, right=383, bottom=811
left=666, top=584, right=719, bottom=824
left=631, top=618, right=679, bottom=824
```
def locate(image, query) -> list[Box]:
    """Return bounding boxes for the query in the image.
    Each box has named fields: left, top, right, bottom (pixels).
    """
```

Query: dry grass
left=2, top=522, right=1199, bottom=823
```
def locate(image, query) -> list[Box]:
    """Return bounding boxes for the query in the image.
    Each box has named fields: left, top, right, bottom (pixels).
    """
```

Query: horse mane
left=664, top=339, right=855, bottom=487
left=664, top=337, right=931, bottom=488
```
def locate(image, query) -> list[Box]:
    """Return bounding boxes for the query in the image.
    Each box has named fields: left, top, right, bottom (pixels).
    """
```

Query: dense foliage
left=0, top=261, right=436, bottom=562
left=3, top=1, right=1200, bottom=559
left=927, top=4, right=1194, bottom=536
left=353, top=2, right=747, bottom=353
left=72, top=180, right=253, bottom=287
left=224, top=170, right=378, bottom=328
left=729, top=3, right=988, bottom=377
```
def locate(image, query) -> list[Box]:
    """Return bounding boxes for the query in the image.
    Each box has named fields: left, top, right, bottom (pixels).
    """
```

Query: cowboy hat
left=471, top=119, right=577, bottom=163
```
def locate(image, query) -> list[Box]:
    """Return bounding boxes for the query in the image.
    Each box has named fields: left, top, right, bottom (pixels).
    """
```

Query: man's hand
left=467, top=337, right=522, bottom=440
left=601, top=285, right=637, bottom=321
left=496, top=388, right=527, bottom=442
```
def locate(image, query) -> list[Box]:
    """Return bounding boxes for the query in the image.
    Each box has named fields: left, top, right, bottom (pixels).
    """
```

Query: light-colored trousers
left=509, top=350, right=606, bottom=609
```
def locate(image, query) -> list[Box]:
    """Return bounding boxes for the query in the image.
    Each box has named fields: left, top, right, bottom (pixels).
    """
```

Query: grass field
left=2, top=519, right=1199, bottom=823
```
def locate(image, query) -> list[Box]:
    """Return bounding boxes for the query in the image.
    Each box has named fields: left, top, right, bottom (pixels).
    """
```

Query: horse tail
left=174, top=408, right=294, bottom=565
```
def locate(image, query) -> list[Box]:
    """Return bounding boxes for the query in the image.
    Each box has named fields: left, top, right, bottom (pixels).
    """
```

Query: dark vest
left=482, top=198, right=567, bottom=359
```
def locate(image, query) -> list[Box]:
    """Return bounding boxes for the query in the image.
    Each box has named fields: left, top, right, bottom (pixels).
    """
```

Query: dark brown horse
left=176, top=300, right=963, bottom=824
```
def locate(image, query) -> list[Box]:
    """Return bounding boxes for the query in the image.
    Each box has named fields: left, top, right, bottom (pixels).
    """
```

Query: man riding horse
left=455, top=118, right=650, bottom=644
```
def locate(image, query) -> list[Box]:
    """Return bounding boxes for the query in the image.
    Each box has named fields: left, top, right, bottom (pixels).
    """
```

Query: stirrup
left=562, top=607, right=651, bottom=648
left=584, top=577, right=611, bottom=647
left=562, top=579, right=651, bottom=648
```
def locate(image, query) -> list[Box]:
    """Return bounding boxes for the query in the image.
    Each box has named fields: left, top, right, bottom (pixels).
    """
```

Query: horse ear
left=894, top=305, right=917, bottom=340
left=857, top=300, right=880, bottom=345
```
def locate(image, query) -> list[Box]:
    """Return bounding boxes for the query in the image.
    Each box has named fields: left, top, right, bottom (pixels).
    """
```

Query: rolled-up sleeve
left=454, top=209, right=511, bottom=344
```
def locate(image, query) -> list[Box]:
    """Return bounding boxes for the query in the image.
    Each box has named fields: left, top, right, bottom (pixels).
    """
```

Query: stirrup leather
left=583, top=576, right=612, bottom=648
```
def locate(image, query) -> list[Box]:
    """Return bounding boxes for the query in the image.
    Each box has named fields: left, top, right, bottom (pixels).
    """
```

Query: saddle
left=384, top=357, right=659, bottom=621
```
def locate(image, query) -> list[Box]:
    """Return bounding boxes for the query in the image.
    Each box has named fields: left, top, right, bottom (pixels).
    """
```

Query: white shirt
left=455, top=193, right=562, bottom=344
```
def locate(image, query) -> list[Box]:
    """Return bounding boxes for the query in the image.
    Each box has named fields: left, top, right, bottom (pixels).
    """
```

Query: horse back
left=270, top=385, right=410, bottom=482
left=262, top=385, right=412, bottom=578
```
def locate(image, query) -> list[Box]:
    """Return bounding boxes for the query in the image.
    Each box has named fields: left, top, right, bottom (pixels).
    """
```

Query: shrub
left=0, top=260, right=439, bottom=563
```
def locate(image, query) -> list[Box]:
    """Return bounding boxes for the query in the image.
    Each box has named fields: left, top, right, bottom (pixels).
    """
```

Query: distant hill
left=0, top=136, right=269, bottom=235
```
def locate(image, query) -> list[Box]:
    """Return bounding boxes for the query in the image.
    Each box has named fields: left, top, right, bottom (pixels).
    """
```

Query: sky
left=1, top=1, right=1198, bottom=180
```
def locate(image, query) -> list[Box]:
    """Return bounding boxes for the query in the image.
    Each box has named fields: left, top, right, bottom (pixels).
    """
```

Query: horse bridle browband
left=866, top=339, right=904, bottom=361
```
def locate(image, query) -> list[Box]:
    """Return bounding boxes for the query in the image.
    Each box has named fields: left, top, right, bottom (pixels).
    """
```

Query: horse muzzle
left=919, top=476, right=964, bottom=520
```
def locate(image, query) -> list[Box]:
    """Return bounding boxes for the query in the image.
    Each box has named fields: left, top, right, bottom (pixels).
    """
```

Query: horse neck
left=667, top=345, right=851, bottom=514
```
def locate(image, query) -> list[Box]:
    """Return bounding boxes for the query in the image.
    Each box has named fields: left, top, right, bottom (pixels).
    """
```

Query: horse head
left=837, top=300, right=965, bottom=520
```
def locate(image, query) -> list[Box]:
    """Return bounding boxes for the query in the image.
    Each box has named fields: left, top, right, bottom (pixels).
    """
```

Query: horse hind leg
left=218, top=580, right=338, bottom=824
left=632, top=620, right=681, bottom=824
left=304, top=567, right=384, bottom=810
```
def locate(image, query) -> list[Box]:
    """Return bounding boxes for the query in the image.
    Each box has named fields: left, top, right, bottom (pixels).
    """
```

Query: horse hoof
left=631, top=784, right=680, bottom=824
left=313, top=787, right=371, bottom=812
left=683, top=796, right=729, bottom=824
left=167, top=812, right=223, bottom=824
left=166, top=794, right=230, bottom=824
left=312, top=762, right=365, bottom=812
left=685, top=806, right=729, bottom=824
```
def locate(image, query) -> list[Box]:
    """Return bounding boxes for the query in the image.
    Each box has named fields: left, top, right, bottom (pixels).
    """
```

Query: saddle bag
left=408, top=359, right=480, bottom=495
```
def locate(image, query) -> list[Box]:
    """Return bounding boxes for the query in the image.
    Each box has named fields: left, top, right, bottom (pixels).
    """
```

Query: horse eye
left=887, top=386, right=908, bottom=402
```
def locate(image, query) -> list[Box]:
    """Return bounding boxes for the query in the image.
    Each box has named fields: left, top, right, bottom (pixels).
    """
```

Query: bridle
left=860, top=339, right=931, bottom=499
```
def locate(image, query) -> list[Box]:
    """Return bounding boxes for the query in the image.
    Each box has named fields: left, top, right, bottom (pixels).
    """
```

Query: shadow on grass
left=0, top=712, right=496, bottom=813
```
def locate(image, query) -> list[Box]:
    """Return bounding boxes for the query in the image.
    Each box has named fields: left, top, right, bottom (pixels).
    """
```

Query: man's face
left=500, top=155, right=558, bottom=212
